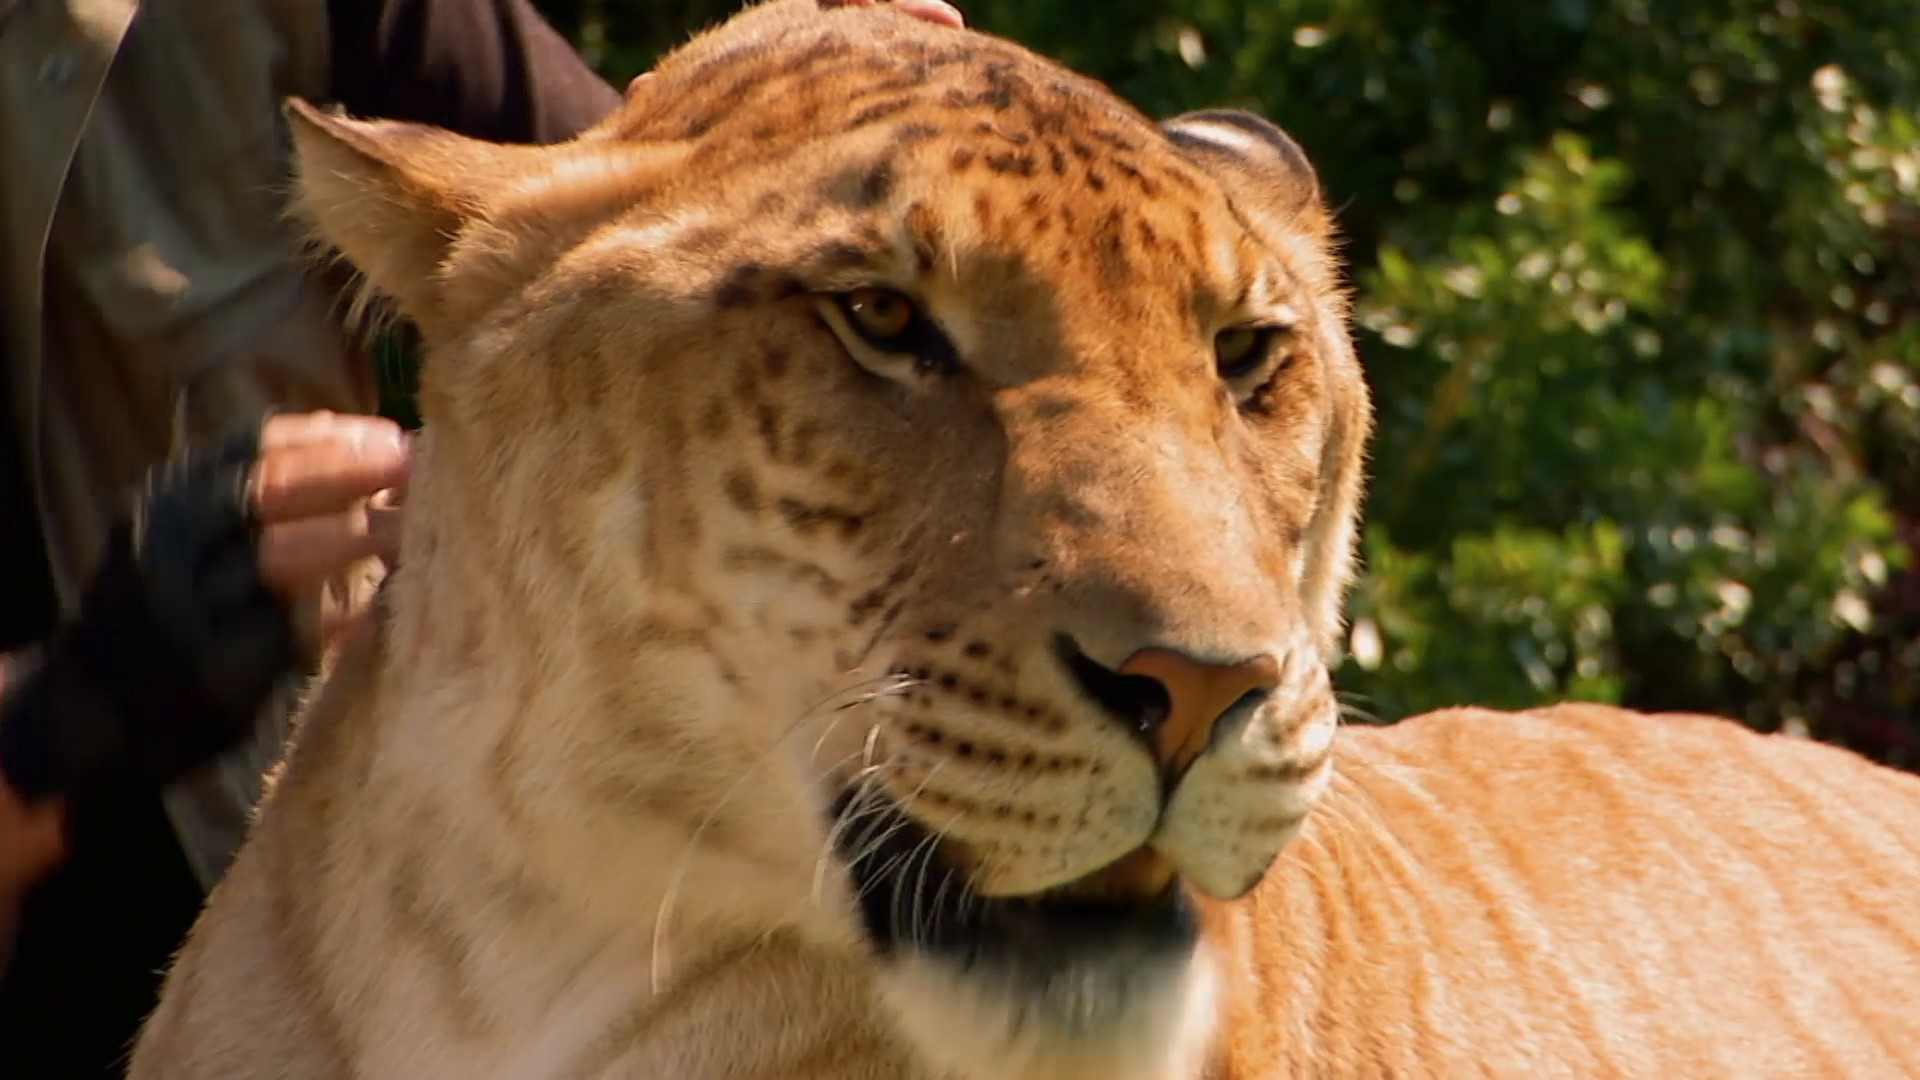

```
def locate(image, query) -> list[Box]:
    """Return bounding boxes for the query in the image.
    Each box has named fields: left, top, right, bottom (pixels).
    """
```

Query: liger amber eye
left=1215, top=326, right=1276, bottom=381
left=840, top=288, right=918, bottom=346
left=821, top=287, right=962, bottom=377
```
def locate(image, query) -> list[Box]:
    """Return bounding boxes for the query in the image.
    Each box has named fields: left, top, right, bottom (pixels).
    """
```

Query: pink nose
left=1118, top=648, right=1281, bottom=775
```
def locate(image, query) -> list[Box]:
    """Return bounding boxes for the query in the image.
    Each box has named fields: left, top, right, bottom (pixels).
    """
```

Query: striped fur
left=130, top=3, right=1920, bottom=1078
left=1209, top=703, right=1920, bottom=1077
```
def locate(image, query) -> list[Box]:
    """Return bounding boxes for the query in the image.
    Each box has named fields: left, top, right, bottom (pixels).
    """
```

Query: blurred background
left=410, top=1, right=1920, bottom=768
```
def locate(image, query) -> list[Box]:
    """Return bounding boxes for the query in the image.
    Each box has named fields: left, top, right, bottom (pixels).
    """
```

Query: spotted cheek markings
left=860, top=655, right=1166, bottom=894
left=1152, top=695, right=1337, bottom=899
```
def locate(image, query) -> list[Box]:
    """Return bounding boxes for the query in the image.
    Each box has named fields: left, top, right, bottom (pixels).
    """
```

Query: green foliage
left=536, top=0, right=1919, bottom=763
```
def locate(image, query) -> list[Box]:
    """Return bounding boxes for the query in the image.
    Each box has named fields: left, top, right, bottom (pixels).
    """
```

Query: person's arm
left=326, top=0, right=622, bottom=145
left=0, top=414, right=410, bottom=922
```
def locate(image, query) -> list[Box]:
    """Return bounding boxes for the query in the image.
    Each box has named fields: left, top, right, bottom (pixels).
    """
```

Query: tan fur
left=130, top=3, right=1920, bottom=1078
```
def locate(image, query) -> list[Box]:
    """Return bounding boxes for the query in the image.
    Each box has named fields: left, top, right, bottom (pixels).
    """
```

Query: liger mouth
left=828, top=791, right=1199, bottom=980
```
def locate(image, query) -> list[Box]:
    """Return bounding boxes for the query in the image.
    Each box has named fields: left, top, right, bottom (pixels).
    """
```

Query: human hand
left=0, top=412, right=410, bottom=939
left=0, top=411, right=411, bottom=808
left=819, top=0, right=965, bottom=29
left=623, top=0, right=967, bottom=101
left=248, top=411, right=412, bottom=648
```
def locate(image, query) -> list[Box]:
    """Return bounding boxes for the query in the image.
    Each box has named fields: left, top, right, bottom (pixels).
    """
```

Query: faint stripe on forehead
left=1209, top=226, right=1242, bottom=295
left=571, top=210, right=720, bottom=268
left=499, top=147, right=673, bottom=203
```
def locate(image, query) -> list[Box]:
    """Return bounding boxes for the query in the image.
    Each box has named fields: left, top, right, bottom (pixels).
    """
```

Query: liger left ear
left=284, top=98, right=522, bottom=340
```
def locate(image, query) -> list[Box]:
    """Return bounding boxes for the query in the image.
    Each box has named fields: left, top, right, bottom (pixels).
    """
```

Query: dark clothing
left=0, top=0, right=619, bottom=654
left=2, top=786, right=206, bottom=1080
left=0, top=2, right=618, bottom=1075
left=329, top=0, right=619, bottom=146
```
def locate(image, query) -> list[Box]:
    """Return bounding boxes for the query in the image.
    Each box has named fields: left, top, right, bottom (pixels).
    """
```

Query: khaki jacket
left=1, top=0, right=379, bottom=888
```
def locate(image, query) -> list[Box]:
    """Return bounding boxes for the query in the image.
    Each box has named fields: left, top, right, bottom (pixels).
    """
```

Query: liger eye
left=1214, top=325, right=1278, bottom=381
left=822, top=287, right=961, bottom=377
left=839, top=288, right=919, bottom=348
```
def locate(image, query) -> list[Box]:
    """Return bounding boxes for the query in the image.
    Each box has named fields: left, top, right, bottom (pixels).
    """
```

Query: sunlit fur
left=1209, top=702, right=1920, bottom=1077
left=130, top=3, right=1920, bottom=1079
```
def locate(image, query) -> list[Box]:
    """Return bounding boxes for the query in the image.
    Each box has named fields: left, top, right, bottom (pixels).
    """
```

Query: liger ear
left=1164, top=108, right=1367, bottom=660
left=1160, top=109, right=1332, bottom=241
left=284, top=98, right=517, bottom=339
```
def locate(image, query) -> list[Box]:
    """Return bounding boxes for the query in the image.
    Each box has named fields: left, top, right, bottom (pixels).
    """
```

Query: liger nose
left=1119, top=647, right=1282, bottom=775
left=1058, top=636, right=1282, bottom=778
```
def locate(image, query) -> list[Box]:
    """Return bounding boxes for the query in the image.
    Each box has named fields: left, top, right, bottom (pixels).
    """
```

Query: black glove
left=0, top=421, right=298, bottom=804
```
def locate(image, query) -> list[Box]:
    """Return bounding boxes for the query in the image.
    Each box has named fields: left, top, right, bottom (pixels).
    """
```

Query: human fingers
left=624, top=0, right=965, bottom=103
left=819, top=0, right=966, bottom=29
left=255, top=499, right=392, bottom=597
left=250, top=415, right=413, bottom=525
left=888, top=0, right=965, bottom=28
